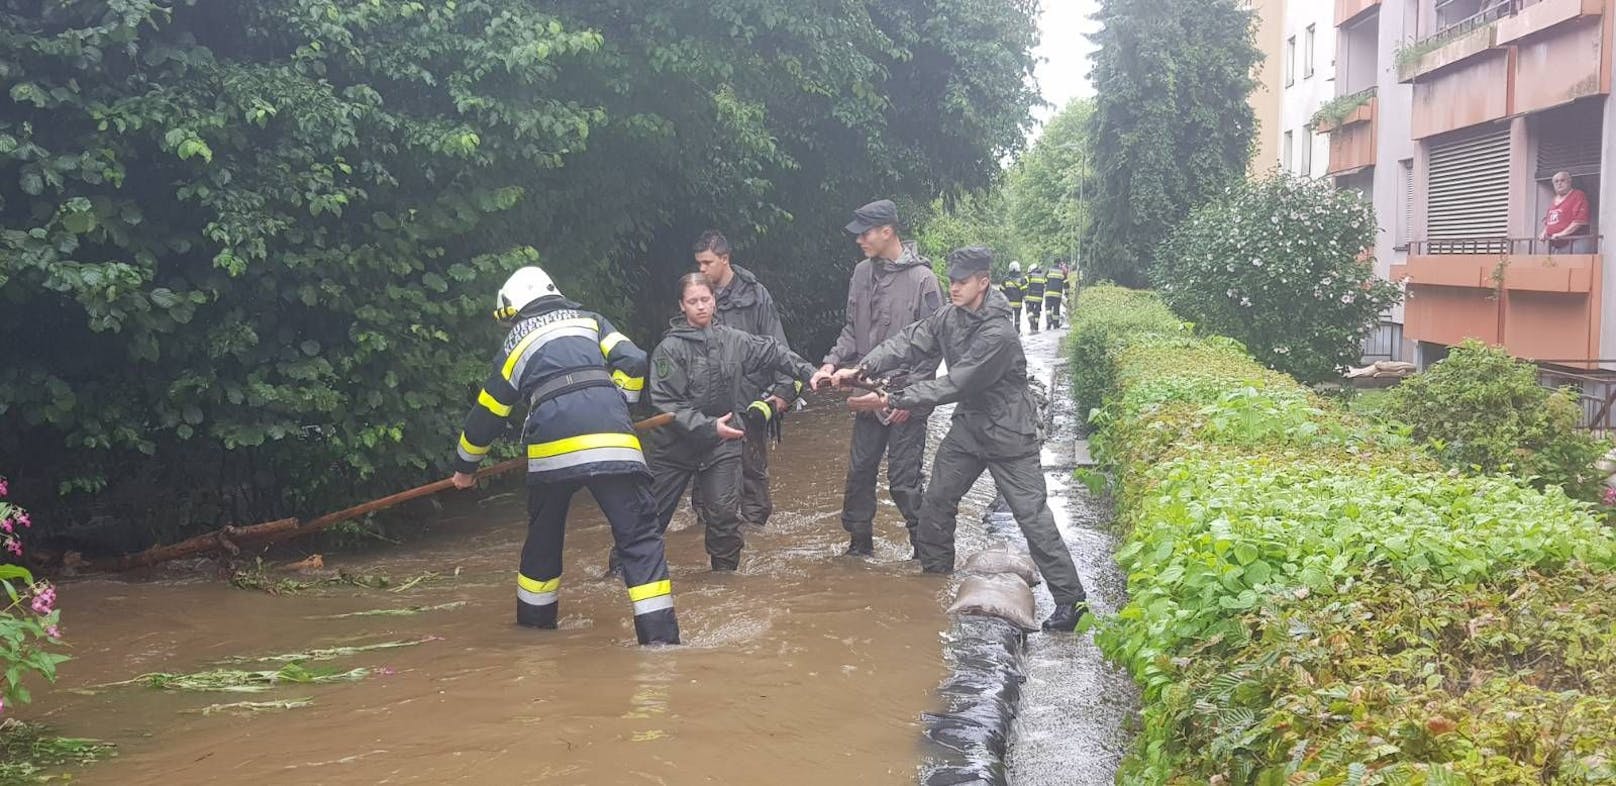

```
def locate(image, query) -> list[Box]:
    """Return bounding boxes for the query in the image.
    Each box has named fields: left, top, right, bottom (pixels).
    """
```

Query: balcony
left=1392, top=237, right=1605, bottom=361
left=1320, top=91, right=1379, bottom=175
left=1397, top=16, right=1503, bottom=82
left=1337, top=0, right=1382, bottom=26
left=1497, top=0, right=1604, bottom=43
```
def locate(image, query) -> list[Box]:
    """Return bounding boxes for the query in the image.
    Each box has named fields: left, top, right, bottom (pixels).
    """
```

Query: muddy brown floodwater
left=33, top=401, right=959, bottom=784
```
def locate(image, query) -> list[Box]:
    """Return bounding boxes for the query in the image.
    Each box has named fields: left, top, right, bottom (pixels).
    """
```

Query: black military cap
left=947, top=246, right=993, bottom=280
left=844, top=199, right=899, bottom=234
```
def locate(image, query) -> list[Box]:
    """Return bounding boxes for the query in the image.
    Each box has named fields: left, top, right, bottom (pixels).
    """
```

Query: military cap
left=844, top=199, right=899, bottom=235
left=946, top=246, right=993, bottom=280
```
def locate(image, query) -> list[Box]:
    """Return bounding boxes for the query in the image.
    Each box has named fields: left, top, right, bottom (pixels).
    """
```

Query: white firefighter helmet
left=1009, top=260, right=1021, bottom=274
left=494, top=266, right=561, bottom=321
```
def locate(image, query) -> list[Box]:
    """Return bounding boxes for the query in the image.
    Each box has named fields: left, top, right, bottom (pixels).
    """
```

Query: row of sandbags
left=920, top=548, right=1044, bottom=785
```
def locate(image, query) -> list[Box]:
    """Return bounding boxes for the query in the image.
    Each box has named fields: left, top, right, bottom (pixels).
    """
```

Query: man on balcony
left=1540, top=171, right=1592, bottom=253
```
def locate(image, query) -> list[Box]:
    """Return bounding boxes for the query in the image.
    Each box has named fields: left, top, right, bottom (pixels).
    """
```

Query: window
left=1299, top=130, right=1313, bottom=176
left=1285, top=36, right=1296, bottom=86
left=1283, top=131, right=1294, bottom=172
left=1304, top=25, right=1316, bottom=78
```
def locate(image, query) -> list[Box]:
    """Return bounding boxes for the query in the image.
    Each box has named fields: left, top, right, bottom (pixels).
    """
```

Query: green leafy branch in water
left=307, top=601, right=467, bottom=620
left=79, top=663, right=369, bottom=694
left=0, top=719, right=115, bottom=784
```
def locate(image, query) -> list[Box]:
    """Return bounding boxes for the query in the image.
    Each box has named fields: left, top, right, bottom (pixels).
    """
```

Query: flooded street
left=34, top=402, right=956, bottom=784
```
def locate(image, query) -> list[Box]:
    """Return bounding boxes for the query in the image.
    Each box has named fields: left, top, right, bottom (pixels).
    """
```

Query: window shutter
left=1399, top=159, right=1414, bottom=247
left=1427, top=126, right=1509, bottom=252
left=1536, top=100, right=1602, bottom=179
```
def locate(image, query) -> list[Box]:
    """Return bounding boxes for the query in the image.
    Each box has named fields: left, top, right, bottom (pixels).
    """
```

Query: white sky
left=1030, top=1, right=1102, bottom=138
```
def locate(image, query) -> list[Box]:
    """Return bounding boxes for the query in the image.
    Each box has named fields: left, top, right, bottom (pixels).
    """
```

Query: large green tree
left=0, top=0, right=1040, bottom=552
left=1007, top=99, right=1092, bottom=268
left=1084, top=0, right=1258, bottom=286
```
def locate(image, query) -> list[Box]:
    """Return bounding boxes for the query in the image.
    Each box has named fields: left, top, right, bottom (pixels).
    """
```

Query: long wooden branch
left=91, top=412, right=675, bottom=573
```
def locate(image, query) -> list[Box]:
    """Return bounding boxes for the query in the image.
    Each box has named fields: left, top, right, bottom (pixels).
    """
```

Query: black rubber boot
left=711, top=556, right=739, bottom=572
left=1041, top=601, right=1089, bottom=632
left=634, top=608, right=681, bottom=646
left=845, top=533, right=875, bottom=557
left=516, top=599, right=559, bottom=629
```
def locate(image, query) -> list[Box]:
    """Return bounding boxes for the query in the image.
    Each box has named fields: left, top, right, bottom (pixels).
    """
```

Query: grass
left=79, top=662, right=370, bottom=694
left=0, top=720, right=115, bottom=785
left=220, top=636, right=440, bottom=664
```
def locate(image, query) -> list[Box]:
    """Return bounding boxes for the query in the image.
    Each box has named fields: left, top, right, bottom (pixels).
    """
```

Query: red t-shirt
left=1544, top=189, right=1590, bottom=246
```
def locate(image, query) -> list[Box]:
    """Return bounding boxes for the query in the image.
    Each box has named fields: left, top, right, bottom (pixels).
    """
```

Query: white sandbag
left=961, top=549, right=1042, bottom=587
left=947, top=574, right=1038, bottom=632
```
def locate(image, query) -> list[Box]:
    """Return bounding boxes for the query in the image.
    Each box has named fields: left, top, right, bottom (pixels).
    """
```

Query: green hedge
left=1072, top=285, right=1616, bottom=784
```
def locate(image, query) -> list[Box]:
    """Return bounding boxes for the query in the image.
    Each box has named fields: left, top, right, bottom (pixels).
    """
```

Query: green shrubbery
left=1154, top=173, right=1402, bottom=384
left=1382, top=340, right=1609, bottom=502
left=1072, top=285, right=1616, bottom=784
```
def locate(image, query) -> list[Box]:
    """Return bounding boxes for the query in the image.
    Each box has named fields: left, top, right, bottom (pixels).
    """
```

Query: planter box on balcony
left=1316, top=96, right=1377, bottom=133
left=1398, top=22, right=1500, bottom=82
left=1336, top=0, right=1382, bottom=27
left=1497, top=0, right=1604, bottom=44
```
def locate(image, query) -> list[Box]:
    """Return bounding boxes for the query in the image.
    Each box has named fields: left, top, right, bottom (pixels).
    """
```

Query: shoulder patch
left=655, top=357, right=673, bottom=379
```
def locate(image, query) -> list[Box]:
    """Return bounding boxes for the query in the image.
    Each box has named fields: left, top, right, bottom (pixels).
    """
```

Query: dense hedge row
left=1072, top=285, right=1616, bottom=784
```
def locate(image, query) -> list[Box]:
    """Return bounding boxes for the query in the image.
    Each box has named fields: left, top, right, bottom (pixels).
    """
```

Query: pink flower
left=4, top=539, right=21, bottom=557
left=45, top=625, right=61, bottom=639
left=30, top=585, right=55, bottom=615
left=15, top=512, right=28, bottom=529
left=0, top=519, right=10, bottom=534
left=0, top=477, right=8, bottom=497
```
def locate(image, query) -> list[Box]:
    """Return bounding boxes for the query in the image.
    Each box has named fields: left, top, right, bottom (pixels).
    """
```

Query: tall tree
left=1084, top=0, right=1258, bottom=286
left=1007, top=99, right=1094, bottom=267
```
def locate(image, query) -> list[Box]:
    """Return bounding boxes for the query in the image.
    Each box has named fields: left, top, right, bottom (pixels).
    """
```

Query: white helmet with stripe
left=495, top=266, right=561, bottom=321
left=1009, top=260, right=1021, bottom=274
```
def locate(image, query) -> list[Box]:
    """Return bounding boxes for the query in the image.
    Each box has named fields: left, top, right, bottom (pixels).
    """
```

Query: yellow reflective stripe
left=600, top=331, right=629, bottom=357
left=627, top=579, right=671, bottom=602
left=612, top=370, right=645, bottom=391
left=748, top=400, right=773, bottom=422
left=477, top=389, right=513, bottom=417
left=527, top=432, right=641, bottom=459
left=517, top=573, right=561, bottom=594
left=501, top=317, right=599, bottom=380
left=459, top=433, right=490, bottom=456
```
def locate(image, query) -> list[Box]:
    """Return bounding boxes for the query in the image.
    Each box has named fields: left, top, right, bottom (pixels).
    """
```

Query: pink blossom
left=0, top=519, right=11, bottom=534
left=15, top=512, right=27, bottom=529
left=4, top=539, right=21, bottom=557
left=45, top=625, right=61, bottom=639
left=0, top=477, right=8, bottom=497
left=1604, top=486, right=1616, bottom=506
left=30, top=585, right=55, bottom=615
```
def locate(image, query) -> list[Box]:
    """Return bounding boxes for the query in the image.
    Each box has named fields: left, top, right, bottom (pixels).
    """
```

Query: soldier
left=1001, top=261, right=1026, bottom=334
left=691, top=230, right=795, bottom=530
left=450, top=266, right=679, bottom=646
left=643, top=273, right=816, bottom=571
left=1024, top=263, right=1045, bottom=333
left=808, top=199, right=944, bottom=557
left=830, top=247, right=1090, bottom=631
left=1043, top=261, right=1067, bottom=330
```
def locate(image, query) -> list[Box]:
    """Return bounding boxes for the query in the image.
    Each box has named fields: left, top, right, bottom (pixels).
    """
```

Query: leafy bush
left=1069, top=288, right=1616, bottom=784
left=1382, top=339, right=1609, bottom=502
left=1065, top=284, right=1183, bottom=411
left=1154, top=173, right=1402, bottom=384
left=0, top=478, right=68, bottom=716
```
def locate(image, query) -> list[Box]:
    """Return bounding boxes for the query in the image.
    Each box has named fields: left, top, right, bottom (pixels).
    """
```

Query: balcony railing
left=1409, top=235, right=1602, bottom=254
left=1537, top=363, right=1616, bottom=433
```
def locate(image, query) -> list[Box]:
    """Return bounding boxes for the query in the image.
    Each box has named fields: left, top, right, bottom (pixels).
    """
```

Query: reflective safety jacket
left=452, top=297, right=649, bottom=484
left=1025, top=269, right=1046, bottom=298
left=646, top=318, right=815, bottom=463
left=1044, top=267, right=1066, bottom=301
left=1001, top=276, right=1026, bottom=307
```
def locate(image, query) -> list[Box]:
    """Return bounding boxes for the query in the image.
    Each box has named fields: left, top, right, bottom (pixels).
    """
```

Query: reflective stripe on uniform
left=517, top=573, right=560, bottom=606
left=611, top=370, right=645, bottom=391
left=458, top=433, right=490, bottom=464
left=502, top=317, right=600, bottom=382
left=628, top=579, right=673, bottom=615
left=477, top=389, right=513, bottom=418
left=526, top=433, right=645, bottom=473
left=748, top=400, right=773, bottom=422
left=600, top=331, right=629, bottom=357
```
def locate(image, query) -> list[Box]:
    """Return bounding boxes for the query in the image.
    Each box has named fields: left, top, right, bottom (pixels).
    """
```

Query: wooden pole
left=92, top=412, right=676, bottom=573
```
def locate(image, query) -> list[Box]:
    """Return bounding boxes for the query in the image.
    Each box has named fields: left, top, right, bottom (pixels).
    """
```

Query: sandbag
left=961, top=548, right=1042, bottom=587
left=947, top=574, right=1038, bottom=632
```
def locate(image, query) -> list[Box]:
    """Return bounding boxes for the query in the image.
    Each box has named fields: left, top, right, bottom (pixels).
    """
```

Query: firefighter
left=1024, top=264, right=1046, bottom=332
left=644, top=273, right=817, bottom=571
left=1001, top=261, right=1026, bottom=333
left=450, top=266, right=679, bottom=646
left=1044, top=261, right=1067, bottom=330
left=830, top=247, right=1090, bottom=631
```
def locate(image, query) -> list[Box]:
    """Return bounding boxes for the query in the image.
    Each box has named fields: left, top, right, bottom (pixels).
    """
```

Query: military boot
left=1041, top=601, right=1090, bottom=632
left=845, top=532, right=875, bottom=557
left=711, top=556, right=739, bottom=572
left=516, top=599, right=559, bottom=629
left=634, top=608, right=681, bottom=646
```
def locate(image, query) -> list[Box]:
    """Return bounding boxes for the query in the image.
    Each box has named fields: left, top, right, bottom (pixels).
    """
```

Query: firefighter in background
left=1043, top=261, right=1068, bottom=330
left=1001, top=260, right=1026, bottom=333
left=1023, top=263, right=1046, bottom=332
left=643, top=273, right=817, bottom=571
left=450, top=266, right=679, bottom=646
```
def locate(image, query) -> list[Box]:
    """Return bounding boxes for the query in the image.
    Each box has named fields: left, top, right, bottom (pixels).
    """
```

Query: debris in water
left=78, top=663, right=370, bottom=694
left=219, top=636, right=443, bottom=664
left=228, top=558, right=453, bottom=595
left=307, top=601, right=467, bottom=619
left=0, top=719, right=116, bottom=781
left=188, top=697, right=315, bottom=716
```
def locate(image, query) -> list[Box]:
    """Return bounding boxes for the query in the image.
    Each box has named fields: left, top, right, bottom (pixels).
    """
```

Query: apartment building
left=1321, top=0, right=1613, bottom=372
left=1248, top=0, right=1287, bottom=173
left=1283, top=0, right=1339, bottom=177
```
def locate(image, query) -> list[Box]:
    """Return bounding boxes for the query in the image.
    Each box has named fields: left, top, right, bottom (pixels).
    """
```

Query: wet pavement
left=31, top=323, right=1134, bottom=785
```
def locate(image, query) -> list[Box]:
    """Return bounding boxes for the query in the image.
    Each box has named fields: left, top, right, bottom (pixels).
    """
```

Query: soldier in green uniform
left=829, top=247, right=1089, bottom=631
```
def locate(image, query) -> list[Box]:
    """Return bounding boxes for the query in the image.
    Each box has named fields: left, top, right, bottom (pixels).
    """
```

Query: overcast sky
left=1030, top=1, right=1102, bottom=137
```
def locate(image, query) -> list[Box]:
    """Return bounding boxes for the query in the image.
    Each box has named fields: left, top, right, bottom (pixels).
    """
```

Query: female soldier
left=642, top=272, right=816, bottom=571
